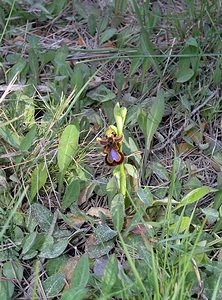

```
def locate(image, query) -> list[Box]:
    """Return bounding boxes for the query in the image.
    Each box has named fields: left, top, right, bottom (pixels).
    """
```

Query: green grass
left=0, top=0, right=222, bottom=299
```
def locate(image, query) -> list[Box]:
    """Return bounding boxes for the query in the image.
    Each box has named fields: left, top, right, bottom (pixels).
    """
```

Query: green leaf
left=43, top=273, right=65, bottom=297
left=100, top=28, right=117, bottom=44
left=124, top=163, right=138, bottom=178
left=176, top=68, right=194, bottom=83
left=62, top=180, right=80, bottom=210
left=7, top=58, right=26, bottom=81
left=170, top=216, right=191, bottom=233
left=114, top=70, right=124, bottom=92
left=201, top=208, right=219, bottom=225
left=30, top=163, right=48, bottom=201
left=0, top=126, right=20, bottom=149
left=137, top=186, right=153, bottom=206
left=19, top=125, right=36, bottom=151
left=88, top=14, right=97, bottom=36
left=71, top=255, right=89, bottom=288
left=146, top=91, right=165, bottom=151
left=95, top=224, right=117, bottom=242
left=61, top=287, right=87, bottom=300
left=101, top=254, right=118, bottom=294
left=140, top=28, right=162, bottom=79
left=3, top=259, right=24, bottom=281
left=150, top=161, right=169, bottom=180
left=174, top=186, right=216, bottom=211
left=39, top=238, right=69, bottom=259
left=31, top=203, right=53, bottom=232
left=58, top=122, right=80, bottom=173
left=87, top=85, right=116, bottom=103
left=106, top=177, right=119, bottom=205
left=87, top=240, right=115, bottom=259
left=15, top=125, right=37, bottom=167
left=22, top=231, right=37, bottom=255
left=111, top=193, right=125, bottom=232
left=0, top=281, right=14, bottom=300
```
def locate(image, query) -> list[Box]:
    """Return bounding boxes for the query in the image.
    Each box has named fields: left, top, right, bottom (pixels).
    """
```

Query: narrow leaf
left=174, top=186, right=217, bottom=211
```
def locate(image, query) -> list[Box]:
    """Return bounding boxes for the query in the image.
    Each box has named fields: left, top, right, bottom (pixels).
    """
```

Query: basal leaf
left=61, top=287, right=87, bottom=300
left=62, top=179, right=80, bottom=210
left=87, top=85, right=116, bottom=103
left=146, top=91, right=165, bottom=151
left=101, top=254, right=118, bottom=294
left=100, top=28, right=117, bottom=45
left=58, top=122, right=80, bottom=173
left=30, top=163, right=47, bottom=202
left=137, top=186, right=153, bottom=206
left=43, top=273, right=65, bottom=297
left=31, top=203, right=53, bottom=232
left=71, top=255, right=89, bottom=289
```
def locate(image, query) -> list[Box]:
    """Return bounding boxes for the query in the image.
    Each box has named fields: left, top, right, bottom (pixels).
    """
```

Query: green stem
left=116, top=126, right=126, bottom=199
left=119, top=163, right=126, bottom=198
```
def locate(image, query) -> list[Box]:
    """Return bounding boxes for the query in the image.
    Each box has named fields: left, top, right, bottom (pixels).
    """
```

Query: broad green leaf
left=88, top=14, right=97, bottom=36
left=61, top=287, right=87, bottom=300
left=146, top=91, right=165, bottom=151
left=46, top=255, right=69, bottom=276
left=71, top=65, right=83, bottom=92
left=39, top=238, right=69, bottom=259
left=30, top=163, right=47, bottom=201
left=124, top=163, right=138, bottom=178
left=16, top=125, right=37, bottom=167
left=87, top=240, right=115, bottom=259
left=106, top=177, right=119, bottom=205
left=43, top=273, right=65, bottom=297
left=111, top=193, right=125, bottom=232
left=176, top=68, right=194, bottom=83
left=150, top=161, right=169, bottom=180
left=137, top=186, right=153, bottom=206
left=0, top=126, right=20, bottom=149
left=201, top=208, right=219, bottom=225
left=0, top=281, right=14, bottom=300
left=31, top=203, right=53, bottom=232
left=62, top=179, right=80, bottom=209
left=174, top=186, right=216, bottom=211
left=101, top=254, right=118, bottom=294
left=7, top=58, right=26, bottom=81
left=3, top=259, right=24, bottom=281
left=100, top=28, right=117, bottom=44
left=58, top=122, right=80, bottom=173
left=87, top=85, right=116, bottom=103
left=19, top=125, right=36, bottom=151
left=170, top=216, right=191, bottom=233
left=114, top=70, right=124, bottom=92
left=71, top=255, right=89, bottom=288
left=95, top=224, right=117, bottom=242
left=22, top=231, right=37, bottom=255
